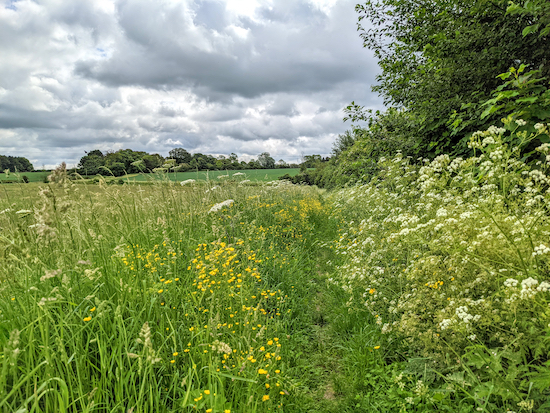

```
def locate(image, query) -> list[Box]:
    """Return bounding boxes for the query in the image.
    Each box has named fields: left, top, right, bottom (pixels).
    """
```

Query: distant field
left=0, top=171, right=49, bottom=183
left=120, top=168, right=300, bottom=182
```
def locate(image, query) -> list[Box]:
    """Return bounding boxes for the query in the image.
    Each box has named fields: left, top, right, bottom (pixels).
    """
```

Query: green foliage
left=355, top=0, right=550, bottom=156
left=507, top=0, right=550, bottom=39
left=0, top=155, right=34, bottom=172
left=307, top=109, right=420, bottom=188
left=450, top=65, right=550, bottom=156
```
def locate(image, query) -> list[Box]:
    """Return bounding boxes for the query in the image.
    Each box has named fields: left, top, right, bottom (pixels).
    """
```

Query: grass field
left=1, top=128, right=550, bottom=413
left=119, top=169, right=301, bottom=183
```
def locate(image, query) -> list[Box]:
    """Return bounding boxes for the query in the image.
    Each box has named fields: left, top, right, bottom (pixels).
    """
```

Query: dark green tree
left=356, top=0, right=550, bottom=155
left=78, top=151, right=105, bottom=176
left=169, top=148, right=192, bottom=165
left=257, top=152, right=276, bottom=169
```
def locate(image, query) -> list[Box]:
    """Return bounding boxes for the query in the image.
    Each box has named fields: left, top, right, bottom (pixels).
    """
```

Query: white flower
left=180, top=179, right=195, bottom=186
left=205, top=186, right=219, bottom=193
left=504, top=278, right=518, bottom=288
left=209, top=199, right=234, bottom=213
left=520, top=277, right=539, bottom=299
left=532, top=244, right=550, bottom=256
left=232, top=172, right=245, bottom=176
left=536, top=281, right=550, bottom=292
left=439, top=319, right=452, bottom=330
left=515, top=119, right=527, bottom=126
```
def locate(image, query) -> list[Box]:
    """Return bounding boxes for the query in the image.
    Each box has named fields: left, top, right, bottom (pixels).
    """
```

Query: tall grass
left=0, top=174, right=331, bottom=413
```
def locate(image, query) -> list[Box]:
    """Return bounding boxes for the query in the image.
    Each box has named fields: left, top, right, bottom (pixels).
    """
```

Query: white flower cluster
left=520, top=277, right=539, bottom=299
left=439, top=319, right=452, bottom=330
left=503, top=278, right=518, bottom=288
left=532, top=244, right=550, bottom=256
left=455, top=306, right=481, bottom=323
left=209, top=199, right=234, bottom=213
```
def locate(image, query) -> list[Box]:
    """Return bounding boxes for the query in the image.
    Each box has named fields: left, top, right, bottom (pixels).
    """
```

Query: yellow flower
left=262, top=395, right=270, bottom=402
left=275, top=370, right=280, bottom=374
left=204, top=390, right=210, bottom=395
left=265, top=383, right=270, bottom=389
left=206, top=410, right=212, bottom=413
left=170, top=360, right=175, bottom=364
left=374, top=345, right=380, bottom=350
left=173, top=352, right=178, bottom=356
left=90, top=307, right=96, bottom=312
left=224, top=410, right=231, bottom=413
left=83, top=316, right=92, bottom=322
left=258, top=368, right=268, bottom=375
left=158, top=289, right=163, bottom=293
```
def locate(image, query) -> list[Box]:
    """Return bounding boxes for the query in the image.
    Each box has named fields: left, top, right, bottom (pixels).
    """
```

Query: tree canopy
left=356, top=0, right=550, bottom=155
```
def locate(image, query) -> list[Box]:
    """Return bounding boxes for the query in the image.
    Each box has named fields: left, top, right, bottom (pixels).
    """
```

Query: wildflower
left=374, top=345, right=380, bottom=350
left=180, top=179, right=195, bottom=186
left=504, top=278, right=518, bottom=288
left=262, top=395, right=270, bottom=402
left=83, top=316, right=92, bottom=322
left=258, top=368, right=268, bottom=375
left=90, top=307, right=96, bottom=312
left=204, top=390, right=211, bottom=395
left=209, top=199, right=234, bottom=213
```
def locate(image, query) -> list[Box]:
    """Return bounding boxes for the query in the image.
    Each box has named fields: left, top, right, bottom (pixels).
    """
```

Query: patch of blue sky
left=5, top=0, right=18, bottom=11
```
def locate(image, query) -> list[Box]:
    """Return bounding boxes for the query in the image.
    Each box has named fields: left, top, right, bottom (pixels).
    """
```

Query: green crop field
left=119, top=168, right=300, bottom=183
left=0, top=171, right=50, bottom=183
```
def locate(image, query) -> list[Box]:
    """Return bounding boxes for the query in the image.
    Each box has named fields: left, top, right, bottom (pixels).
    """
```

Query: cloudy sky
left=0, top=0, right=381, bottom=169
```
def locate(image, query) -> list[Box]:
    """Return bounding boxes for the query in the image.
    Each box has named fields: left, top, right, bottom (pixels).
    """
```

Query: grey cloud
left=0, top=0, right=383, bottom=169
left=74, top=0, right=377, bottom=100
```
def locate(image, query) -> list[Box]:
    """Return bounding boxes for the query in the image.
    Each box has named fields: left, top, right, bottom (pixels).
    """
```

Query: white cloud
left=0, top=0, right=382, bottom=169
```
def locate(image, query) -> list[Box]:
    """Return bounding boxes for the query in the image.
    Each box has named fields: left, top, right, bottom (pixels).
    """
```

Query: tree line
left=286, top=0, right=550, bottom=188
left=77, top=148, right=309, bottom=177
left=0, top=155, right=34, bottom=172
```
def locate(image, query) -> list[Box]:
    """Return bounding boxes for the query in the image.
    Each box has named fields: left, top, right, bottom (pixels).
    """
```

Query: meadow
left=1, top=122, right=550, bottom=412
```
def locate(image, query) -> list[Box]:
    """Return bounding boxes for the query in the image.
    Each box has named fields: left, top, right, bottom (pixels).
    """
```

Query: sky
left=0, top=0, right=382, bottom=169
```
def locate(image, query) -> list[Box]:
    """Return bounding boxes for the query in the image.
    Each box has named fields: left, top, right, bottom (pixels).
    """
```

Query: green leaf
left=515, top=96, right=538, bottom=104
left=522, top=24, right=540, bottom=36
